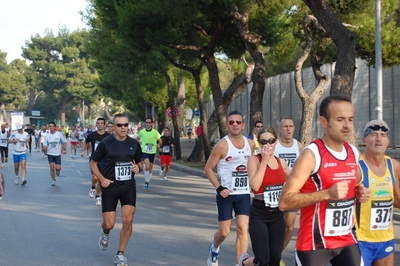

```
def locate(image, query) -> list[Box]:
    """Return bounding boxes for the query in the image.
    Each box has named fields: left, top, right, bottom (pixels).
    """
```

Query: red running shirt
left=296, top=139, right=358, bottom=251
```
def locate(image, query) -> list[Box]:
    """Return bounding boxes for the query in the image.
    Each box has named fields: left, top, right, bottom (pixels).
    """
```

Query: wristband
left=216, top=185, right=227, bottom=195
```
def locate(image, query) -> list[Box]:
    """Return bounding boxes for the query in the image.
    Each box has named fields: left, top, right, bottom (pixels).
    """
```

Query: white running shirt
left=217, top=135, right=252, bottom=195
left=44, top=131, right=67, bottom=156
left=9, top=131, right=29, bottom=154
left=274, top=139, right=301, bottom=170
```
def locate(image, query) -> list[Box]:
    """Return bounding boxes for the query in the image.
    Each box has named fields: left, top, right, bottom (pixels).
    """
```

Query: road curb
left=155, top=158, right=207, bottom=179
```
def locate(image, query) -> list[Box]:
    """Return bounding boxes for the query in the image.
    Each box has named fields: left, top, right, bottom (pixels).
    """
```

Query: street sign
left=167, top=107, right=179, bottom=118
left=194, top=110, right=200, bottom=116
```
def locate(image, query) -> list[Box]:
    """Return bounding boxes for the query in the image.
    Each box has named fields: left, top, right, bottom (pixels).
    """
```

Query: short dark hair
left=227, top=110, right=243, bottom=120
left=254, top=121, right=263, bottom=127
left=164, top=127, right=170, bottom=131
left=113, top=114, right=128, bottom=123
left=49, top=121, right=56, bottom=127
left=96, top=117, right=106, bottom=124
left=145, top=117, right=153, bottom=123
left=319, top=95, right=352, bottom=119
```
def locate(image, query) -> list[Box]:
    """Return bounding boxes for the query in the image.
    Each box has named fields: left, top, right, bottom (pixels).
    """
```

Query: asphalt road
left=0, top=141, right=399, bottom=265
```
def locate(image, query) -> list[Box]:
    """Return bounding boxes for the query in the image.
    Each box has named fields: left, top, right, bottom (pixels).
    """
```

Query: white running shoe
left=114, top=254, right=128, bottom=266
left=96, top=197, right=101, bottom=206
left=98, top=231, right=109, bottom=251
left=51, top=180, right=56, bottom=186
left=21, top=178, right=27, bottom=185
left=163, top=176, right=168, bottom=181
left=159, top=169, right=164, bottom=177
left=89, top=188, right=96, bottom=198
left=15, top=176, right=19, bottom=185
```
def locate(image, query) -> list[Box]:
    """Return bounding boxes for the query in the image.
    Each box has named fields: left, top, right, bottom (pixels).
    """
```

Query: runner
left=24, top=124, right=34, bottom=156
left=274, top=117, right=304, bottom=250
left=159, top=127, right=175, bottom=181
left=279, top=95, right=370, bottom=266
left=39, top=125, right=48, bottom=159
left=205, top=110, right=255, bottom=266
left=8, top=124, right=30, bottom=185
left=0, top=124, right=10, bottom=168
left=354, top=120, right=400, bottom=266
left=69, top=126, right=78, bottom=158
left=248, top=120, right=263, bottom=154
left=90, top=113, right=142, bottom=266
left=34, top=126, right=40, bottom=150
left=81, top=117, right=110, bottom=206
left=42, top=122, right=67, bottom=186
left=137, top=117, right=162, bottom=191
left=239, top=126, right=290, bottom=266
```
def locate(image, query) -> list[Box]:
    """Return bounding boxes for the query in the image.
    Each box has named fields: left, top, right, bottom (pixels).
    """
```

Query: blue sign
left=77, top=117, right=81, bottom=122
left=194, top=110, right=200, bottom=116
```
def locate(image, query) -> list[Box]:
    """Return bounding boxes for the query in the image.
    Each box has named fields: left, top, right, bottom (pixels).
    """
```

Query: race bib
left=19, top=141, right=26, bottom=149
left=145, top=143, right=154, bottom=153
left=50, top=141, right=57, bottom=149
left=230, top=171, right=249, bottom=194
left=1, top=139, right=6, bottom=144
left=162, top=146, right=170, bottom=153
left=114, top=162, right=132, bottom=181
left=263, top=184, right=283, bottom=208
left=324, top=199, right=354, bottom=236
left=370, top=200, right=392, bottom=230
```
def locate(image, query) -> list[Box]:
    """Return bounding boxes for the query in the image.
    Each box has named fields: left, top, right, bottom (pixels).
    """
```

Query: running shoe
left=89, top=188, right=96, bottom=198
left=1, top=163, right=4, bottom=169
left=238, top=253, right=250, bottom=266
left=114, top=254, right=128, bottom=266
left=96, top=197, right=101, bottom=206
left=98, top=231, right=109, bottom=251
left=207, top=244, right=219, bottom=266
left=159, top=169, right=164, bottom=177
left=51, top=180, right=56, bottom=186
left=56, top=170, right=60, bottom=177
left=144, top=183, right=149, bottom=191
left=15, top=176, right=19, bottom=185
left=163, top=176, right=168, bottom=181
left=21, top=178, right=27, bottom=186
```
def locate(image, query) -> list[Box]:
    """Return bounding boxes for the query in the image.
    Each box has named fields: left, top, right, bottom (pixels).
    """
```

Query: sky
left=0, top=0, right=88, bottom=63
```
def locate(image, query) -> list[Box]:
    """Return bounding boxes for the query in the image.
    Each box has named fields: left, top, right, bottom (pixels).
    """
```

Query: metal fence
left=206, top=59, right=400, bottom=148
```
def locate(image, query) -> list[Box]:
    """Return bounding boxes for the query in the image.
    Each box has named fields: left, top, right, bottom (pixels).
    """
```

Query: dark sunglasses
left=259, top=138, right=276, bottom=145
left=368, top=125, right=388, bottom=132
left=115, top=123, right=129, bottom=128
left=228, top=120, right=243, bottom=125
left=256, top=125, right=263, bottom=128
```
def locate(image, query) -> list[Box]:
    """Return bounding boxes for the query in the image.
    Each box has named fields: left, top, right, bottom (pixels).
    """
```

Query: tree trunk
left=60, top=96, right=69, bottom=126
left=295, top=15, right=329, bottom=145
left=176, top=75, right=185, bottom=140
left=104, top=103, right=113, bottom=121
left=205, top=19, right=227, bottom=137
left=232, top=7, right=265, bottom=135
left=164, top=71, right=182, bottom=160
left=186, top=63, right=254, bottom=162
left=302, top=0, right=357, bottom=98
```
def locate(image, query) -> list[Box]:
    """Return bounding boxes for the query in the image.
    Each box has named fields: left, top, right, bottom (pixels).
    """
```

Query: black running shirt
left=92, top=135, right=142, bottom=191
left=85, top=131, right=110, bottom=155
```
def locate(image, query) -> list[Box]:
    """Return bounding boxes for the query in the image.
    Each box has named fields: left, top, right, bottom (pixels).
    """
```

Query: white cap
left=17, top=124, right=23, bottom=130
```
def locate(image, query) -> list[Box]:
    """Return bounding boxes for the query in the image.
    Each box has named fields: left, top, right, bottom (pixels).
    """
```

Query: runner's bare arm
left=392, top=158, right=400, bottom=208
left=205, top=139, right=227, bottom=190
left=279, top=149, right=350, bottom=211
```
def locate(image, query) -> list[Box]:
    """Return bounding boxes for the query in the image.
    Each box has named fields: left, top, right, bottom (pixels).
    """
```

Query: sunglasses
left=256, top=125, right=263, bottom=128
left=145, top=121, right=152, bottom=124
left=368, top=125, right=388, bottom=132
left=228, top=120, right=243, bottom=125
left=259, top=138, right=276, bottom=145
left=115, top=123, right=129, bottom=128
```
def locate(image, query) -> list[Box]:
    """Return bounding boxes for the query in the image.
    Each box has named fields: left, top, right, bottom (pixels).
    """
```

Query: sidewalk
left=156, top=137, right=207, bottom=178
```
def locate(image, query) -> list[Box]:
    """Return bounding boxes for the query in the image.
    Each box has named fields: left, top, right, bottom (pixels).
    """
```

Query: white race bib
left=370, top=200, right=392, bottom=230
left=230, top=171, right=249, bottom=194
left=263, top=184, right=283, bottom=208
left=162, top=146, right=170, bottom=153
left=114, top=162, right=132, bottom=181
left=324, top=199, right=354, bottom=236
left=145, top=143, right=154, bottom=153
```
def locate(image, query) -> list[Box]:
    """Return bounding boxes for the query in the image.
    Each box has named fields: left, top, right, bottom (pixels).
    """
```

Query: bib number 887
left=332, top=207, right=352, bottom=227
